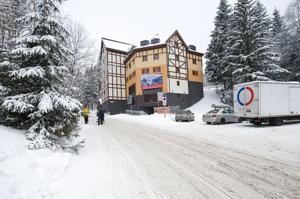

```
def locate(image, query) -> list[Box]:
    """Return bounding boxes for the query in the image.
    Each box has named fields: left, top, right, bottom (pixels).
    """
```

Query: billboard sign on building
left=141, top=74, right=163, bottom=90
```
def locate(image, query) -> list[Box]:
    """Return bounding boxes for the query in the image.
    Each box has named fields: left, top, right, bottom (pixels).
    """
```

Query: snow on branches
left=0, top=0, right=83, bottom=151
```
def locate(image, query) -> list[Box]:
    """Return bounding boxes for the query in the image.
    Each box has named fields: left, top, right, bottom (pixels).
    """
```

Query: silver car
left=175, top=110, right=195, bottom=122
left=202, top=105, right=239, bottom=124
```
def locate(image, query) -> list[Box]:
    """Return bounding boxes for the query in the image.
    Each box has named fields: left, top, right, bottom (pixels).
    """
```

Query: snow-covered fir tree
left=205, top=0, right=231, bottom=85
left=0, top=0, right=28, bottom=49
left=271, top=9, right=290, bottom=74
left=0, top=0, right=82, bottom=150
left=281, top=0, right=300, bottom=80
left=272, top=9, right=286, bottom=37
left=225, top=0, right=289, bottom=87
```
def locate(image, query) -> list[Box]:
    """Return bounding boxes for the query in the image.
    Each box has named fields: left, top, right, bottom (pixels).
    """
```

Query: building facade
left=125, top=30, right=204, bottom=113
left=99, top=38, right=134, bottom=114
left=99, top=30, right=204, bottom=114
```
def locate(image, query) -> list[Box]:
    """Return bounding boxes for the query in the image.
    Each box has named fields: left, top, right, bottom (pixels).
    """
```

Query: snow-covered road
left=103, top=118, right=300, bottom=199
left=1, top=114, right=300, bottom=199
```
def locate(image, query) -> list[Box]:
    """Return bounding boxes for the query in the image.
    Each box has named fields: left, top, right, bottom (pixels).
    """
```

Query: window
left=176, top=67, right=180, bottom=73
left=175, top=55, right=179, bottom=61
left=175, top=42, right=179, bottom=48
left=142, top=55, right=148, bottom=62
left=192, top=59, right=197, bottom=64
left=192, top=70, right=199, bottom=76
left=144, top=94, right=157, bottom=103
left=142, top=68, right=149, bottom=74
left=153, top=67, right=161, bottom=73
left=177, top=81, right=180, bottom=86
left=154, top=54, right=159, bottom=60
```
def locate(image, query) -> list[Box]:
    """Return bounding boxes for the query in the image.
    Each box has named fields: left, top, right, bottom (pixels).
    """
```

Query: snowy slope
left=188, top=87, right=222, bottom=115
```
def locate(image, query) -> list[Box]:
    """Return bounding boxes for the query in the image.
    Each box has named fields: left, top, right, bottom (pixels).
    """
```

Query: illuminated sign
left=141, top=74, right=163, bottom=90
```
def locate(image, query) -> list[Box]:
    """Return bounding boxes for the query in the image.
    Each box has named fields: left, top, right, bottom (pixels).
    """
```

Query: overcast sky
left=62, top=0, right=291, bottom=59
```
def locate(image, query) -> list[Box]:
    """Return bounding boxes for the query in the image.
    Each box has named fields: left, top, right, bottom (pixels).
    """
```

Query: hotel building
left=99, top=30, right=204, bottom=114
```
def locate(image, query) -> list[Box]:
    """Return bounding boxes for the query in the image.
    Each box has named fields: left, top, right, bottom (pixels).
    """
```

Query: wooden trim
left=187, top=50, right=204, bottom=56
left=165, top=30, right=188, bottom=49
left=125, top=44, right=167, bottom=63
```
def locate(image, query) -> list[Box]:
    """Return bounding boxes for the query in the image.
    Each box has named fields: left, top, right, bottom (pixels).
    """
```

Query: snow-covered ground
left=1, top=88, right=300, bottom=199
left=114, top=89, right=300, bottom=166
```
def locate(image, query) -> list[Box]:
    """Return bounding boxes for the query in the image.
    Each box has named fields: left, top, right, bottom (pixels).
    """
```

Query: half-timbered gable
left=166, top=30, right=189, bottom=94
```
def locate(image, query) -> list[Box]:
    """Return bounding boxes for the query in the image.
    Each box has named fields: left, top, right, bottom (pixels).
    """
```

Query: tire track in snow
left=106, top=120, right=233, bottom=199
left=109, top=118, right=300, bottom=199
left=129, top=122, right=300, bottom=199
left=107, top=127, right=162, bottom=199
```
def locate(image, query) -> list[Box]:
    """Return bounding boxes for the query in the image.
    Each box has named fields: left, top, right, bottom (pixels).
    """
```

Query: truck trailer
left=234, top=81, right=300, bottom=125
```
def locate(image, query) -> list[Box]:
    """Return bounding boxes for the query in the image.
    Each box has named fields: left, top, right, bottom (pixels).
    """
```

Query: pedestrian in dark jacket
left=97, top=109, right=105, bottom=125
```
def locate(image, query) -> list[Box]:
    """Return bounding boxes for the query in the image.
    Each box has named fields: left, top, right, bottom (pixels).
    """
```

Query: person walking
left=97, top=109, right=105, bottom=125
left=82, top=105, right=89, bottom=124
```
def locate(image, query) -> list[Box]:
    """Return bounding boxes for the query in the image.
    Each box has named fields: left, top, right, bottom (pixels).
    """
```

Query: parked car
left=175, top=110, right=195, bottom=122
left=202, top=104, right=239, bottom=124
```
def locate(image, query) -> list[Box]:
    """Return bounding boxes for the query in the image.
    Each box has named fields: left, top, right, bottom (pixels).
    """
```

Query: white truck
left=234, top=81, right=300, bottom=125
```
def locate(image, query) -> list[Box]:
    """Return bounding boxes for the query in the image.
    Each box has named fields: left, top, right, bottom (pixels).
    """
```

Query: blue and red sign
left=237, top=86, right=254, bottom=106
left=141, top=74, right=163, bottom=90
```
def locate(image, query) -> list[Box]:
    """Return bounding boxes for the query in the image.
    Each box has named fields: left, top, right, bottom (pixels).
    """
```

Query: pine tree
left=271, top=9, right=291, bottom=76
left=0, top=0, right=82, bottom=150
left=205, top=0, right=231, bottom=85
left=226, top=0, right=288, bottom=86
left=0, top=0, right=28, bottom=49
left=0, top=0, right=27, bottom=104
left=272, top=9, right=286, bottom=37
left=281, top=0, right=300, bottom=80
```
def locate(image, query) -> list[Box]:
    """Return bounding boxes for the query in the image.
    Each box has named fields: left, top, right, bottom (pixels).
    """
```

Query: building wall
left=126, top=47, right=168, bottom=96
left=101, top=100, right=127, bottom=115
left=102, top=31, right=204, bottom=114
left=168, top=78, right=188, bottom=94
left=99, top=46, right=108, bottom=102
left=100, top=48, right=127, bottom=101
left=187, top=53, right=203, bottom=83
left=107, top=50, right=126, bottom=100
left=167, top=81, right=204, bottom=109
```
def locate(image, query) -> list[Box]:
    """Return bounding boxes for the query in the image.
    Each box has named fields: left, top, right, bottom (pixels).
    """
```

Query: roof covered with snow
left=102, top=38, right=134, bottom=53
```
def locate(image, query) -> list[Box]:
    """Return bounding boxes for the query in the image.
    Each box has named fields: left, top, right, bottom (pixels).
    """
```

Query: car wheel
left=220, top=118, right=225, bottom=124
left=207, top=122, right=211, bottom=124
